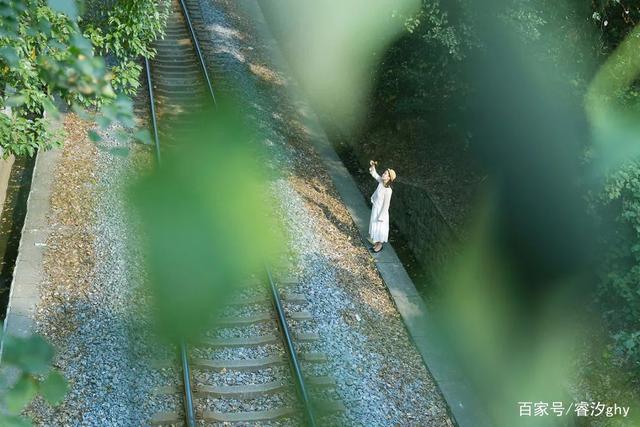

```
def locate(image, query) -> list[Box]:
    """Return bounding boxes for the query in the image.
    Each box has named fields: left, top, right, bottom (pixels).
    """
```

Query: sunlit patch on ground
left=249, top=62, right=287, bottom=86
left=207, top=23, right=243, bottom=40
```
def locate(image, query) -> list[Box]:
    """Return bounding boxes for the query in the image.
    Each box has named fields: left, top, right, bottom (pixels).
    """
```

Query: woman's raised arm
left=369, top=160, right=382, bottom=182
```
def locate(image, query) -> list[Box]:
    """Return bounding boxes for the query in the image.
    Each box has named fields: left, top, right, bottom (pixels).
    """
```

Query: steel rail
left=179, top=340, right=197, bottom=427
left=265, top=265, right=317, bottom=427
left=144, top=57, right=197, bottom=427
left=177, top=0, right=217, bottom=106
left=144, top=58, right=162, bottom=165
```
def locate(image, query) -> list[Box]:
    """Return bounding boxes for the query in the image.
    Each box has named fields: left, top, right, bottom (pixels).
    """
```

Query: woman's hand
left=370, top=160, right=377, bottom=167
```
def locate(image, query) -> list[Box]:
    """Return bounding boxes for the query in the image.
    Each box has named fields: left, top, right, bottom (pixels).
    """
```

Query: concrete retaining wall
left=2, top=148, right=60, bottom=342
left=0, top=155, right=15, bottom=217
left=390, top=180, right=457, bottom=281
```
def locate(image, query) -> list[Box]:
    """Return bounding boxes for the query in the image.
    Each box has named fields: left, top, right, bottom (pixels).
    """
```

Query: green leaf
left=71, top=103, right=91, bottom=120
left=108, top=146, right=130, bottom=157
left=88, top=130, right=102, bottom=142
left=47, top=0, right=78, bottom=19
left=5, top=95, right=26, bottom=107
left=0, top=414, right=32, bottom=427
left=96, top=115, right=111, bottom=129
left=6, top=376, right=37, bottom=415
left=100, top=102, right=117, bottom=121
left=70, top=33, right=92, bottom=55
left=0, top=46, right=19, bottom=67
left=37, top=20, right=52, bottom=37
left=114, top=128, right=130, bottom=141
left=101, top=84, right=116, bottom=99
left=38, top=370, right=68, bottom=406
left=0, top=5, right=17, bottom=18
left=3, top=335, right=54, bottom=375
left=118, top=115, right=136, bottom=129
left=42, top=99, right=62, bottom=121
left=134, top=128, right=152, bottom=145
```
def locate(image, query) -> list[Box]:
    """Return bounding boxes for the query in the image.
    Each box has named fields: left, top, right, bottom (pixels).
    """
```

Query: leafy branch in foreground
left=0, top=0, right=167, bottom=157
left=82, top=0, right=169, bottom=96
left=0, top=333, right=67, bottom=427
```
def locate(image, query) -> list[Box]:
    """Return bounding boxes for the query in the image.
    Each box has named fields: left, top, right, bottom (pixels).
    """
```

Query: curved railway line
left=143, top=0, right=344, bottom=425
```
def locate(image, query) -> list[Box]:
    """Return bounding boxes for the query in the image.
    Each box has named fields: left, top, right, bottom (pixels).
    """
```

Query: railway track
left=144, top=0, right=343, bottom=424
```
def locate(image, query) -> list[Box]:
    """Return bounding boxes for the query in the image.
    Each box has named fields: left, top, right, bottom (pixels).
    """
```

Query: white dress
left=368, top=166, right=392, bottom=243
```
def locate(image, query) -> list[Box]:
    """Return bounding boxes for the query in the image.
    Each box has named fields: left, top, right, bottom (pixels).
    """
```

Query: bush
left=0, top=1, right=114, bottom=156
left=82, top=0, right=170, bottom=95
left=0, top=0, right=168, bottom=157
left=594, top=160, right=640, bottom=388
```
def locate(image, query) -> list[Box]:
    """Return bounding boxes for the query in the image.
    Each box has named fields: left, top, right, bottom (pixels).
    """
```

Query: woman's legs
left=373, top=242, right=383, bottom=252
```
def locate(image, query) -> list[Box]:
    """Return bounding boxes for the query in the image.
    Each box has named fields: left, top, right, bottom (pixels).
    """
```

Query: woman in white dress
left=368, top=160, right=396, bottom=253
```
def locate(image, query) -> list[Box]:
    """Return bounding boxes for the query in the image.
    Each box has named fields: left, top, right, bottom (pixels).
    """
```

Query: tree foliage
left=0, top=0, right=167, bottom=157
left=0, top=0, right=111, bottom=156
left=596, top=162, right=640, bottom=374
left=82, top=0, right=169, bottom=95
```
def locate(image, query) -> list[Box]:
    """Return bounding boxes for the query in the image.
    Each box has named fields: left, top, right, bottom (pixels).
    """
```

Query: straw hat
left=388, top=169, right=396, bottom=181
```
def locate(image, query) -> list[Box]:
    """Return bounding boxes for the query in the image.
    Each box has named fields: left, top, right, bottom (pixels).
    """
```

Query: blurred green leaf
left=3, top=335, right=54, bottom=375
left=47, top=0, right=78, bottom=18
left=95, top=115, right=111, bottom=129
left=130, top=106, right=277, bottom=339
left=88, top=130, right=101, bottom=142
left=70, top=33, right=92, bottom=55
left=71, top=103, right=91, bottom=120
left=0, top=46, right=19, bottom=67
left=5, top=95, right=26, bottom=107
left=0, top=4, right=16, bottom=18
left=38, top=370, right=68, bottom=406
left=114, top=128, right=130, bottom=141
left=100, top=84, right=116, bottom=99
left=0, top=414, right=32, bottom=427
left=133, top=128, right=152, bottom=145
left=41, top=98, right=62, bottom=121
left=6, top=376, right=37, bottom=415
left=107, top=146, right=129, bottom=157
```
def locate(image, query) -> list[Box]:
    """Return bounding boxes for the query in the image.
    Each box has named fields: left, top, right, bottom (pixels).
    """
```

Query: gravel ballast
left=25, top=115, right=160, bottom=425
